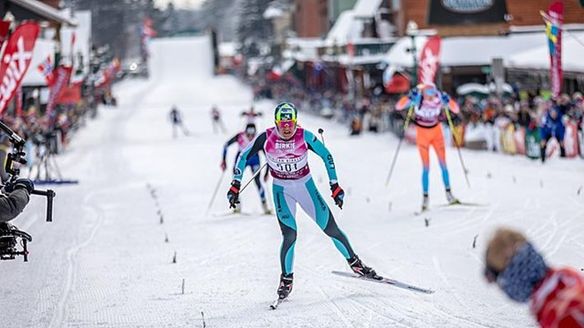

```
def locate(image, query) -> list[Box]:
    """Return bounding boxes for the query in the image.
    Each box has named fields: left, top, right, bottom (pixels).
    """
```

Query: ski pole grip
left=32, top=189, right=56, bottom=222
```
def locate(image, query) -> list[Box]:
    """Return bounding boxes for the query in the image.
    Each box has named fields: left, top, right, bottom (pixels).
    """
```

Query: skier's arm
left=305, top=130, right=338, bottom=184
left=233, top=132, right=266, bottom=182
left=222, top=134, right=239, bottom=162
left=0, top=189, right=30, bottom=223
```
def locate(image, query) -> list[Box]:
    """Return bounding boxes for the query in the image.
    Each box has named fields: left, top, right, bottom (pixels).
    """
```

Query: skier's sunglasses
left=275, top=112, right=297, bottom=130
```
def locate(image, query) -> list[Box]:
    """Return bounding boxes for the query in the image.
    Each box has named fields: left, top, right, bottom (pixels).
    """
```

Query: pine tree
left=236, top=0, right=273, bottom=57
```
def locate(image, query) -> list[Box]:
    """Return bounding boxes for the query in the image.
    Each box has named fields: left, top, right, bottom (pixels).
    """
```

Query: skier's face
left=277, top=120, right=296, bottom=139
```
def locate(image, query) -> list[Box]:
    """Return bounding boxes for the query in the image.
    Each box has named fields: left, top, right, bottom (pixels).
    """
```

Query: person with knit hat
left=484, top=227, right=584, bottom=327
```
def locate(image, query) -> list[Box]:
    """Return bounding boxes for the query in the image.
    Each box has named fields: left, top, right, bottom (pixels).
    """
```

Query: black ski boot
left=348, top=255, right=381, bottom=280
left=277, top=273, right=293, bottom=299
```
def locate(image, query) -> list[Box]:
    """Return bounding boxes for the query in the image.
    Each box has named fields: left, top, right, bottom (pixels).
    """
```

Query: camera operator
left=0, top=178, right=34, bottom=223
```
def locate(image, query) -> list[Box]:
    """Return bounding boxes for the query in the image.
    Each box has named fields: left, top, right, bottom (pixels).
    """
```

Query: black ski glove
left=5, top=178, right=35, bottom=194
left=330, top=183, right=345, bottom=209
left=227, top=180, right=241, bottom=208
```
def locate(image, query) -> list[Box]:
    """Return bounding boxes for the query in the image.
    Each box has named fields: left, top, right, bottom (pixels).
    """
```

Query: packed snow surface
left=2, top=36, right=583, bottom=327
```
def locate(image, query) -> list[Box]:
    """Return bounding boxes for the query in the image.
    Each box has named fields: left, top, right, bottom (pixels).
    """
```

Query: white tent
left=507, top=32, right=584, bottom=72
left=326, top=10, right=361, bottom=46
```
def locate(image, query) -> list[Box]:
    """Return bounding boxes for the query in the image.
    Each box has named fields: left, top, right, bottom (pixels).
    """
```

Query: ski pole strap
left=331, top=185, right=342, bottom=198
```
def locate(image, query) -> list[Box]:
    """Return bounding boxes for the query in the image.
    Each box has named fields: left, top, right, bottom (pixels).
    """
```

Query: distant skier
left=210, top=105, right=226, bottom=134
left=226, top=102, right=379, bottom=301
left=241, top=105, right=262, bottom=125
left=221, top=123, right=270, bottom=214
left=539, top=105, right=566, bottom=162
left=169, top=105, right=189, bottom=138
left=484, top=227, right=584, bottom=328
left=400, top=84, right=459, bottom=211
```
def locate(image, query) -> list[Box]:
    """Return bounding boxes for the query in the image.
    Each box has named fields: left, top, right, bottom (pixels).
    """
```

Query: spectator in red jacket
left=484, top=227, right=584, bottom=328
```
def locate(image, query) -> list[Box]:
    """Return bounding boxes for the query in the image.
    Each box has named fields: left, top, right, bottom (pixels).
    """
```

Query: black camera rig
left=0, top=120, right=55, bottom=261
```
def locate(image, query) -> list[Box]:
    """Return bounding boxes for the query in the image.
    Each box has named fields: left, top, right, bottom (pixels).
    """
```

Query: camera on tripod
left=0, top=120, right=55, bottom=262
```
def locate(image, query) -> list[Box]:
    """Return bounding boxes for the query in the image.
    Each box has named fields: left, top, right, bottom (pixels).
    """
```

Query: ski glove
left=227, top=180, right=241, bottom=208
left=4, top=178, right=35, bottom=194
left=330, top=183, right=345, bottom=209
left=440, top=92, right=450, bottom=105
left=220, top=160, right=227, bottom=171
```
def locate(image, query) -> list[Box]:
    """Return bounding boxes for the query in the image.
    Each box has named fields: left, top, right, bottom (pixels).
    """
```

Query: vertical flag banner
left=418, top=36, right=441, bottom=85
left=542, top=1, right=564, bottom=98
left=45, top=65, right=73, bottom=117
left=0, top=22, right=40, bottom=115
left=0, top=20, right=10, bottom=47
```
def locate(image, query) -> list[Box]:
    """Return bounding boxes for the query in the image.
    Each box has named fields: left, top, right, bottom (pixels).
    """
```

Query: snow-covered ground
left=1, top=36, right=583, bottom=327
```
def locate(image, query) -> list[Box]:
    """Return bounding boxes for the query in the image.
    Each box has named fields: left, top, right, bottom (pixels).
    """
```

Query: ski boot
left=233, top=203, right=241, bottom=214
left=277, top=273, right=293, bottom=299
left=261, top=201, right=273, bottom=215
left=445, top=189, right=460, bottom=205
left=348, top=255, right=381, bottom=280
left=421, top=194, right=429, bottom=212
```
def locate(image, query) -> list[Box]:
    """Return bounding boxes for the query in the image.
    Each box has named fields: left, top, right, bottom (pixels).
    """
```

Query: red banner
left=57, top=81, right=82, bottom=105
left=46, top=65, right=73, bottom=116
left=543, top=1, right=563, bottom=98
left=417, top=36, right=441, bottom=85
left=0, top=22, right=40, bottom=115
left=0, top=21, right=10, bottom=46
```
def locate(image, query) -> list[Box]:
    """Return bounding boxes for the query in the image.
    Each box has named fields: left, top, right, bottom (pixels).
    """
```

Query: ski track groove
left=48, top=191, right=105, bottom=328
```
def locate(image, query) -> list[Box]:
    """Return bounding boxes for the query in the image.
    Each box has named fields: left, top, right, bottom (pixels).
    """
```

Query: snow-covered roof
left=219, top=42, right=237, bottom=57
left=507, top=32, right=584, bottom=72
left=353, top=0, right=383, bottom=19
left=326, top=10, right=362, bottom=45
left=263, top=6, right=284, bottom=19
left=384, top=32, right=571, bottom=69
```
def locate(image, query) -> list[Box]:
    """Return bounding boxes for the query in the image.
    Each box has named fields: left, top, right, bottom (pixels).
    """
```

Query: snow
left=326, top=10, right=362, bottom=45
left=2, top=35, right=584, bottom=327
left=353, top=0, right=383, bottom=19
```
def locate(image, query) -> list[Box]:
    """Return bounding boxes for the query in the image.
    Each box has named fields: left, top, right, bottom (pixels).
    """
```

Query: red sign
left=0, top=22, right=40, bottom=115
left=57, top=81, right=82, bottom=105
left=46, top=65, right=73, bottom=117
left=417, top=36, right=441, bottom=85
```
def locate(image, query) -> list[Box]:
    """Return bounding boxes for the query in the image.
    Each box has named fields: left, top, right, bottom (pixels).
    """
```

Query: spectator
left=484, top=227, right=584, bottom=328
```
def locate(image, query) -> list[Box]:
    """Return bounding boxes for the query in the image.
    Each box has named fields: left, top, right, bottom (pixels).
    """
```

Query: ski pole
left=444, top=106, right=471, bottom=188
left=240, top=162, right=268, bottom=193
left=318, top=128, right=325, bottom=145
left=385, top=106, right=414, bottom=187
left=206, top=170, right=226, bottom=215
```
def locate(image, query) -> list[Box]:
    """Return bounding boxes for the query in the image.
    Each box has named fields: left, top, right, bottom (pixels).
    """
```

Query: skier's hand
left=440, top=92, right=450, bottom=105
left=220, top=160, right=227, bottom=171
left=227, top=180, right=241, bottom=208
left=330, top=183, right=345, bottom=209
left=4, top=178, right=35, bottom=194
left=408, top=88, right=419, bottom=100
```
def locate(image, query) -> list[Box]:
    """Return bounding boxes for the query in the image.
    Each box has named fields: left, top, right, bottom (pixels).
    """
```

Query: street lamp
left=406, top=20, right=418, bottom=87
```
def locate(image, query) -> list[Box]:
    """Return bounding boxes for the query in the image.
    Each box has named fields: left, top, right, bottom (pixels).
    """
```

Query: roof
left=507, top=32, right=584, bottom=72
left=384, top=32, right=580, bottom=69
left=353, top=0, right=383, bottom=19
left=8, top=0, right=77, bottom=26
left=326, top=10, right=361, bottom=45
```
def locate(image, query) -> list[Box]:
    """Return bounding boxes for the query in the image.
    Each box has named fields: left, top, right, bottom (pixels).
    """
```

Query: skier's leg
left=432, top=126, right=451, bottom=190
left=299, top=177, right=355, bottom=259
left=416, top=127, right=431, bottom=195
left=273, top=183, right=297, bottom=276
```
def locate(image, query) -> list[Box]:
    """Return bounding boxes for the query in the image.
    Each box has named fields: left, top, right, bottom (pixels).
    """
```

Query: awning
left=5, top=0, right=77, bottom=26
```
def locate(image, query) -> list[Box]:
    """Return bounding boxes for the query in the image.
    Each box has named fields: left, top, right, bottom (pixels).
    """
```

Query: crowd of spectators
left=251, top=75, right=584, bottom=161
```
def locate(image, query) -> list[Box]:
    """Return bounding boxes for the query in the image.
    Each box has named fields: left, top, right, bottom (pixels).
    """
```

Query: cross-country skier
left=241, top=105, right=263, bottom=125
left=484, top=227, right=584, bottom=328
left=210, top=105, right=226, bottom=134
left=169, top=105, right=189, bottom=138
left=402, top=84, right=459, bottom=211
left=226, top=102, right=379, bottom=301
left=221, top=123, right=271, bottom=214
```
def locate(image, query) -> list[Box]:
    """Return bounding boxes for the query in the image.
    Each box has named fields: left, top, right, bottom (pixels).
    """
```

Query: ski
left=437, top=201, right=487, bottom=207
left=269, top=297, right=286, bottom=310
left=212, top=211, right=253, bottom=217
left=331, top=271, right=435, bottom=294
